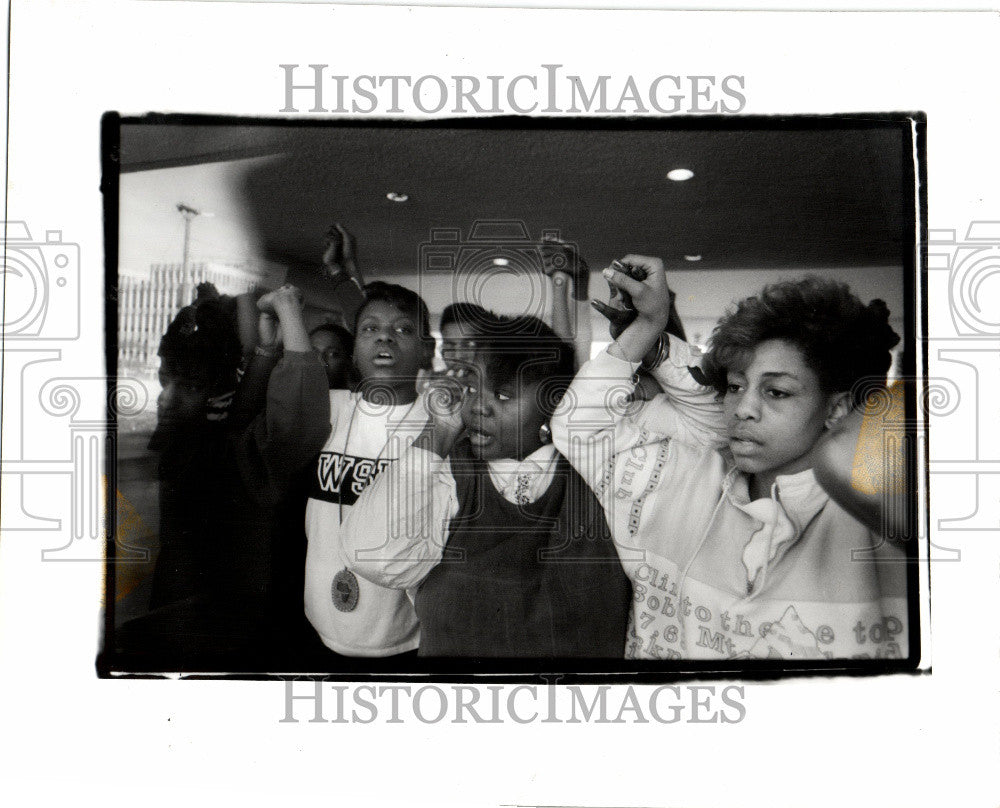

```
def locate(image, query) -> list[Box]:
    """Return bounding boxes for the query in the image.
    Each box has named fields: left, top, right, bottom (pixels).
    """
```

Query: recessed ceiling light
left=667, top=168, right=694, bottom=182
left=386, top=192, right=409, bottom=202
left=684, top=254, right=702, bottom=262
left=492, top=257, right=510, bottom=267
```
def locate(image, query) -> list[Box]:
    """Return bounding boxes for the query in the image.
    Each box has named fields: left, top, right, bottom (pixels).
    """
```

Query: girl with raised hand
left=342, top=314, right=631, bottom=658
left=550, top=257, right=908, bottom=661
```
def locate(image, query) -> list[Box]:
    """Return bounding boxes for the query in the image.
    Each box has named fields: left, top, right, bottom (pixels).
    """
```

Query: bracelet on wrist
left=639, top=333, right=669, bottom=373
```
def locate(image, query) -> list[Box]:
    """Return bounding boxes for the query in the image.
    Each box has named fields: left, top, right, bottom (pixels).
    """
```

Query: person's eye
left=465, top=384, right=478, bottom=396
left=361, top=324, right=377, bottom=332
left=496, top=390, right=513, bottom=402
left=767, top=388, right=791, bottom=399
left=395, top=325, right=414, bottom=335
left=726, top=382, right=743, bottom=394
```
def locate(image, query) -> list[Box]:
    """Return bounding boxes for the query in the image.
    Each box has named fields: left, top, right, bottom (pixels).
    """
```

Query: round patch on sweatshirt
left=332, top=569, right=360, bottom=612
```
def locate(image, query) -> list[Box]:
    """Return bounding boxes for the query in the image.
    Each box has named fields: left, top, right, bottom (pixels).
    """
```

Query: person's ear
left=825, top=391, right=853, bottom=431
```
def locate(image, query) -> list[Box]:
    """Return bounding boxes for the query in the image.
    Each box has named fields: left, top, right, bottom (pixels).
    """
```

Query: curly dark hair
left=703, top=276, right=900, bottom=407
left=473, top=313, right=576, bottom=418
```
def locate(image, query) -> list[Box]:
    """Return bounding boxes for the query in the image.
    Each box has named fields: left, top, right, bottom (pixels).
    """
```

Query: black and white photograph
left=103, top=116, right=923, bottom=677
left=6, top=2, right=1000, bottom=806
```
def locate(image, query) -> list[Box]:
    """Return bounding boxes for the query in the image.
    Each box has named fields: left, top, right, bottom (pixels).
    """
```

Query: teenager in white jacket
left=551, top=256, right=908, bottom=661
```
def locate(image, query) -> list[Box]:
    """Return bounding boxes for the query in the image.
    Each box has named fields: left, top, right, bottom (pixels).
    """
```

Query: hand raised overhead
left=539, top=236, right=589, bottom=288
left=593, top=255, right=674, bottom=339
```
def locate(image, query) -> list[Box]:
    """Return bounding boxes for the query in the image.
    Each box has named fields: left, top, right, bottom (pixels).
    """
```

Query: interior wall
left=385, top=264, right=907, bottom=347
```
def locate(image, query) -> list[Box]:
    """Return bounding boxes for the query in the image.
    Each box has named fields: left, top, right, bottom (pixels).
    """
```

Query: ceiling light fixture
left=684, top=255, right=702, bottom=262
left=667, top=168, right=694, bottom=182
left=386, top=192, right=409, bottom=202
left=492, top=258, right=510, bottom=267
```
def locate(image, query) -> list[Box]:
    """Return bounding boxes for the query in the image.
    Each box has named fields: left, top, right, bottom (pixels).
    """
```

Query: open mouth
left=371, top=350, right=396, bottom=366
left=467, top=428, right=495, bottom=448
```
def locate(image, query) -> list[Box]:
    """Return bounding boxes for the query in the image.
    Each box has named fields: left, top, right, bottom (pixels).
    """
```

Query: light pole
left=176, top=203, right=202, bottom=309
left=176, top=202, right=201, bottom=272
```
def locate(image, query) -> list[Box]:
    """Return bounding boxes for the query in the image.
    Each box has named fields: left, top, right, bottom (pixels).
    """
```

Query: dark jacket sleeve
left=229, top=350, right=280, bottom=432
left=233, top=349, right=332, bottom=508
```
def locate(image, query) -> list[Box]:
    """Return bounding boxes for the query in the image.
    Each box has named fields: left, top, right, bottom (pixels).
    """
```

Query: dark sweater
left=414, top=440, right=632, bottom=658
left=125, top=351, right=331, bottom=670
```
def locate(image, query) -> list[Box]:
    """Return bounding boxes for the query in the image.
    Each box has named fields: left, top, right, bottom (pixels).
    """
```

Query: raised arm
left=342, top=376, right=465, bottom=589
left=234, top=290, right=263, bottom=364
left=634, top=333, right=727, bottom=447
left=341, top=443, right=458, bottom=590
left=233, top=285, right=332, bottom=506
left=597, top=255, right=724, bottom=445
left=229, top=296, right=282, bottom=431
left=542, top=237, right=593, bottom=370
left=551, top=255, right=723, bottom=498
left=813, top=380, right=908, bottom=538
left=322, top=222, right=365, bottom=292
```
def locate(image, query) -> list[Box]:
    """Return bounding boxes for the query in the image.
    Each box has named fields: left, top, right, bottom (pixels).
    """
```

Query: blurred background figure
left=309, top=322, right=357, bottom=390
left=147, top=282, right=242, bottom=610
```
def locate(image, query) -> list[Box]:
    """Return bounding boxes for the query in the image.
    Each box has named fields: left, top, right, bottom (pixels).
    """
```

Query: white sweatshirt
left=551, top=336, right=909, bottom=661
left=303, top=389, right=429, bottom=656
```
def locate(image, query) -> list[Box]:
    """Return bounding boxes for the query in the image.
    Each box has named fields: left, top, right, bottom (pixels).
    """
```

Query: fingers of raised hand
left=620, top=254, right=664, bottom=276
left=257, top=284, right=303, bottom=313
left=601, top=266, right=646, bottom=300
left=591, top=299, right=636, bottom=339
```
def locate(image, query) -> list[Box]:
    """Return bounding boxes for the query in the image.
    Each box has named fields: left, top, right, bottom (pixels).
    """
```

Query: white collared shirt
left=486, top=443, right=560, bottom=505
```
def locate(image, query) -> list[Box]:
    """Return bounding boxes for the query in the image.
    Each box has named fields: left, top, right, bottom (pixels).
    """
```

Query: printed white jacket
left=550, top=337, right=909, bottom=661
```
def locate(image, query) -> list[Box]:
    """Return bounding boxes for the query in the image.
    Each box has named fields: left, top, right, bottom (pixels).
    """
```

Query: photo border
left=97, top=110, right=928, bottom=683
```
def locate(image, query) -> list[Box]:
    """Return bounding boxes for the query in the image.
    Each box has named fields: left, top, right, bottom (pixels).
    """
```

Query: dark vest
left=414, top=440, right=631, bottom=657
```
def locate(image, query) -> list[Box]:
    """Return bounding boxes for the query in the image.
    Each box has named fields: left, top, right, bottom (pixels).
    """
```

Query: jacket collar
left=487, top=444, right=559, bottom=505
left=722, top=464, right=829, bottom=528
left=722, top=465, right=831, bottom=594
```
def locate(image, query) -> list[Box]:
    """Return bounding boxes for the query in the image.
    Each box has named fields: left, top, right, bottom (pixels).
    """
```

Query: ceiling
left=118, top=117, right=916, bottom=274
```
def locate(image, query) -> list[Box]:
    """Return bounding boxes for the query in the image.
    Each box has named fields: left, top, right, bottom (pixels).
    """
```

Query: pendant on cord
left=331, top=568, right=360, bottom=612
